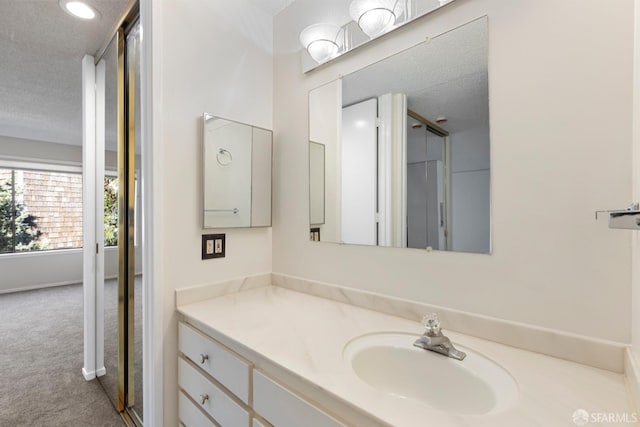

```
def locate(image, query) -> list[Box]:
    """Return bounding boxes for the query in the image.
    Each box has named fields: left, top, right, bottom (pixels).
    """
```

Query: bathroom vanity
left=178, top=320, right=344, bottom=427
left=176, top=277, right=633, bottom=427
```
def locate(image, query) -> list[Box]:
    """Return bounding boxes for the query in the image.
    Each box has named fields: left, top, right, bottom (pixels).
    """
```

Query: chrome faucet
left=413, top=313, right=466, bottom=361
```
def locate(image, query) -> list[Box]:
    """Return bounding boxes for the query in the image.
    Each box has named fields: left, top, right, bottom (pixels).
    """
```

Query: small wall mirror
left=308, top=17, right=490, bottom=253
left=309, top=141, right=326, bottom=225
left=203, top=114, right=272, bottom=228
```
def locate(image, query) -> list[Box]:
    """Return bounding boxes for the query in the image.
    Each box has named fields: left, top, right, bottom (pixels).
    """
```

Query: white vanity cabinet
left=253, top=370, right=344, bottom=427
left=178, top=321, right=253, bottom=426
left=179, top=322, right=251, bottom=403
left=179, top=391, right=217, bottom=427
left=178, top=321, right=345, bottom=427
left=178, top=358, right=250, bottom=426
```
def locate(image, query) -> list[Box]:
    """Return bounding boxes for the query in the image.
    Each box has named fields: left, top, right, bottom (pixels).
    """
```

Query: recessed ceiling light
left=59, top=0, right=100, bottom=20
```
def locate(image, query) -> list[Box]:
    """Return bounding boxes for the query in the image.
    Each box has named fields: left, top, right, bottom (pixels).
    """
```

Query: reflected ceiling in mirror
left=308, top=17, right=490, bottom=254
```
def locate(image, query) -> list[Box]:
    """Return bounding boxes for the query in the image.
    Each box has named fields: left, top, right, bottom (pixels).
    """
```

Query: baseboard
left=96, top=366, right=106, bottom=377
left=0, top=273, right=143, bottom=295
left=0, top=280, right=81, bottom=295
left=82, top=367, right=96, bottom=381
left=625, top=348, right=640, bottom=412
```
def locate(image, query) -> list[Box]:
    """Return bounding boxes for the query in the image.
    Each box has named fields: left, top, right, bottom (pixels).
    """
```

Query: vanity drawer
left=179, top=357, right=250, bottom=427
left=253, top=370, right=345, bottom=427
left=179, top=321, right=251, bottom=403
left=179, top=390, right=217, bottom=427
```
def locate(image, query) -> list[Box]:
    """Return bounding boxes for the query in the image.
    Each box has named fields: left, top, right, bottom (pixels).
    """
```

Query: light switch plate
left=202, top=234, right=225, bottom=259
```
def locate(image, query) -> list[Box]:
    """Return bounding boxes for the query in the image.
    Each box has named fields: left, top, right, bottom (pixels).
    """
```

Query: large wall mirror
left=308, top=17, right=490, bottom=254
left=203, top=114, right=272, bottom=228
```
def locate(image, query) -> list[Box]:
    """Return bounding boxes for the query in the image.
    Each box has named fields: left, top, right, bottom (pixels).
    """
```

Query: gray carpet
left=0, top=284, right=125, bottom=427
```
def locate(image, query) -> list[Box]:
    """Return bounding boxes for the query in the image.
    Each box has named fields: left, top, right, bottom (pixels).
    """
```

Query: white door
left=340, top=99, right=378, bottom=245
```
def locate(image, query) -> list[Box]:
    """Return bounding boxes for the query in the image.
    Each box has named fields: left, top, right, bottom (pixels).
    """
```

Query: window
left=0, top=166, right=125, bottom=254
left=0, top=168, right=83, bottom=253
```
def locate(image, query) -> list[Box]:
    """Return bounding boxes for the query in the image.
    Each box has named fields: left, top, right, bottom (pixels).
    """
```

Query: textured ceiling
left=0, top=0, right=131, bottom=146
left=0, top=0, right=294, bottom=148
left=342, top=17, right=488, bottom=135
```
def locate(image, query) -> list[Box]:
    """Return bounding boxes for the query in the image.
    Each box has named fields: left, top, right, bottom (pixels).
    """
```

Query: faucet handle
left=422, top=313, right=441, bottom=335
left=422, top=313, right=440, bottom=335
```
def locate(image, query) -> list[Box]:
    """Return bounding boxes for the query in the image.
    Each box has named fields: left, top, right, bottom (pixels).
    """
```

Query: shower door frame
left=406, top=109, right=451, bottom=249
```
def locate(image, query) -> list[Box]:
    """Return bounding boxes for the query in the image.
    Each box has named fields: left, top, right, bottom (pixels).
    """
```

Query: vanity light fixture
left=299, top=23, right=344, bottom=64
left=349, top=0, right=405, bottom=38
left=301, top=0, right=457, bottom=72
left=59, top=0, right=100, bottom=20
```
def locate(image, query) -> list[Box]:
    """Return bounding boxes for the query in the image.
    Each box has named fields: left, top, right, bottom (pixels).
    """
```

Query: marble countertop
left=177, top=285, right=633, bottom=427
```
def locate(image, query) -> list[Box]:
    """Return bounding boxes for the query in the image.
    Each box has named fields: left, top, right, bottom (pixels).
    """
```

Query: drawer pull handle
left=199, top=354, right=209, bottom=364
left=200, top=394, right=209, bottom=405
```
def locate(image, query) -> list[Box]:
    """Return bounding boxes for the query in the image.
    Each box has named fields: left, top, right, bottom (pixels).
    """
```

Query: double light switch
left=202, top=234, right=225, bottom=259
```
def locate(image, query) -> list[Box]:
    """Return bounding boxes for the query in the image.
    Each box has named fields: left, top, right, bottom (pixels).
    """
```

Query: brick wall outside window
left=0, top=170, right=10, bottom=183
left=16, top=171, right=82, bottom=249
left=19, top=171, right=83, bottom=250
left=0, top=168, right=85, bottom=252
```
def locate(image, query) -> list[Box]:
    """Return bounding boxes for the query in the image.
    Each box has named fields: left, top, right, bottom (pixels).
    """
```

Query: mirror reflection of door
left=341, top=99, right=378, bottom=246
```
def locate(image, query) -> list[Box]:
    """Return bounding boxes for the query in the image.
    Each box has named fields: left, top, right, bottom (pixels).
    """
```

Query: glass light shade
left=349, top=0, right=405, bottom=38
left=59, top=0, right=99, bottom=20
left=299, top=23, right=343, bottom=64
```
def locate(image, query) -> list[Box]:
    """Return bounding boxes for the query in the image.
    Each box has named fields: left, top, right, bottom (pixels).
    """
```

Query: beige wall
left=632, top=0, right=640, bottom=362
left=0, top=135, right=82, bottom=165
left=152, top=0, right=274, bottom=424
left=273, top=0, right=634, bottom=343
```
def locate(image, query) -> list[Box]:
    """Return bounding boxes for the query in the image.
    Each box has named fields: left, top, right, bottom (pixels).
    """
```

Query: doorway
left=0, top=0, right=139, bottom=425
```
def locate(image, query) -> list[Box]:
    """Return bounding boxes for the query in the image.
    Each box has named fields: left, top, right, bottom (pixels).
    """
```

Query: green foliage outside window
left=0, top=175, right=46, bottom=253
left=0, top=179, right=12, bottom=253
left=104, top=177, right=118, bottom=247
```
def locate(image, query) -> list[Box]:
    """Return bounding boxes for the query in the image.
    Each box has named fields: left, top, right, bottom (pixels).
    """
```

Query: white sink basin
left=343, top=333, right=519, bottom=415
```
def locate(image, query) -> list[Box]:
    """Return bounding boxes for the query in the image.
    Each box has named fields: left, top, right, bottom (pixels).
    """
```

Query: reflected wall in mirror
left=308, top=17, right=490, bottom=254
left=203, top=114, right=272, bottom=228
